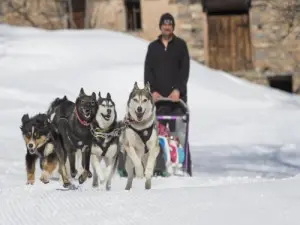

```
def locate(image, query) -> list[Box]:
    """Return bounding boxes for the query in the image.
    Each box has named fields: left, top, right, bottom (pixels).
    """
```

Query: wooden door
left=72, top=11, right=85, bottom=29
left=205, top=13, right=253, bottom=71
left=67, top=0, right=86, bottom=29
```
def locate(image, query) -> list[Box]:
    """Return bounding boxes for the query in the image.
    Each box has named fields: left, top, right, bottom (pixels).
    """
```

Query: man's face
left=160, top=20, right=174, bottom=36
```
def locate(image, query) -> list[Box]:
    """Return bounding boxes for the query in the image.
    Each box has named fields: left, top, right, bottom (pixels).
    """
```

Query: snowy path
left=2, top=178, right=299, bottom=225
left=1, top=178, right=300, bottom=225
left=1, top=145, right=300, bottom=225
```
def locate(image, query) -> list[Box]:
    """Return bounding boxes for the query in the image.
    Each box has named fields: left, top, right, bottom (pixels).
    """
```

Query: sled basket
left=155, top=98, right=192, bottom=177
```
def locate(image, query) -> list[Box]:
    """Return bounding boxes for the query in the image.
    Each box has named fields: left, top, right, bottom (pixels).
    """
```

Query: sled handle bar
left=155, top=97, right=190, bottom=121
left=155, top=97, right=189, bottom=112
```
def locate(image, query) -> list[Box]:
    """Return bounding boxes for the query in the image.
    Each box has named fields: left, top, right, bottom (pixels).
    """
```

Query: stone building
left=0, top=0, right=68, bottom=29
left=1, top=0, right=299, bottom=91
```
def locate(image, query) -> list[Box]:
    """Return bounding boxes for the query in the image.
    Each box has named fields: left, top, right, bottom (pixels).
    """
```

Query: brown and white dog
left=20, top=113, right=59, bottom=185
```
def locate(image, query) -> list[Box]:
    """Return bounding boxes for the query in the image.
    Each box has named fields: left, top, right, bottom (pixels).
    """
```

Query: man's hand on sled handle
left=168, top=89, right=180, bottom=102
left=152, top=91, right=161, bottom=102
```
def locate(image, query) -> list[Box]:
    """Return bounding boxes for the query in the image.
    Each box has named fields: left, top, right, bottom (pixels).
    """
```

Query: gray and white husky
left=121, top=82, right=160, bottom=190
left=90, top=92, right=120, bottom=190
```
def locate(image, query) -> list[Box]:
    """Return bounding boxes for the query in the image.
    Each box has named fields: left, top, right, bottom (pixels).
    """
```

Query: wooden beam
left=202, top=0, right=251, bottom=14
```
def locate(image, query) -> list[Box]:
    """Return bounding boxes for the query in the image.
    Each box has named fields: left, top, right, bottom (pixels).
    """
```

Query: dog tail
left=47, top=95, right=68, bottom=117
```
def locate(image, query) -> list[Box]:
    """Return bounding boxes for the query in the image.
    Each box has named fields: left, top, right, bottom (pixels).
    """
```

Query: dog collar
left=74, top=107, right=90, bottom=126
left=94, top=126, right=110, bottom=133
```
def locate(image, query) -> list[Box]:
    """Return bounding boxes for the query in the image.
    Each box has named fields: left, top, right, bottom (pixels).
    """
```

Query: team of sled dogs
left=20, top=82, right=160, bottom=190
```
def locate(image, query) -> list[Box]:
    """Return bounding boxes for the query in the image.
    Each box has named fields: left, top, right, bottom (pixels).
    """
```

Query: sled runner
left=117, top=97, right=192, bottom=177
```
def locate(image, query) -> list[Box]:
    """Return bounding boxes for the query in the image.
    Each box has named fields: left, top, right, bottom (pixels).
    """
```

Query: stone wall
left=171, top=1, right=205, bottom=63
left=0, top=0, right=67, bottom=29
left=250, top=0, right=300, bottom=75
left=88, top=0, right=126, bottom=31
left=244, top=0, right=300, bottom=91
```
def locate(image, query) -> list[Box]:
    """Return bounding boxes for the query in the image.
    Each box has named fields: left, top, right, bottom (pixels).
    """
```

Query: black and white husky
left=121, top=82, right=160, bottom=190
left=90, top=92, right=121, bottom=190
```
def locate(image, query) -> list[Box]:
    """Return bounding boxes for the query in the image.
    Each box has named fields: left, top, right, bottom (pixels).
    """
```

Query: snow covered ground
left=1, top=24, right=300, bottom=224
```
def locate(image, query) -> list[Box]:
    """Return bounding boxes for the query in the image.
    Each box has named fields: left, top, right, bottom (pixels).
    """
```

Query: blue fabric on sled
left=177, top=147, right=185, bottom=164
left=159, top=137, right=169, bottom=161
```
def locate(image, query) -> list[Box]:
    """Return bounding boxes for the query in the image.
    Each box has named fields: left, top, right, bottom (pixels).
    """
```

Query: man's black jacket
left=144, top=35, right=190, bottom=102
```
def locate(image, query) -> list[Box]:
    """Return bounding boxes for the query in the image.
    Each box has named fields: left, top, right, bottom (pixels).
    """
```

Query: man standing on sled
left=144, top=12, right=190, bottom=130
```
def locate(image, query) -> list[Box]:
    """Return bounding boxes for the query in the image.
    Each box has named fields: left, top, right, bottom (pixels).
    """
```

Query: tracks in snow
left=1, top=144, right=300, bottom=224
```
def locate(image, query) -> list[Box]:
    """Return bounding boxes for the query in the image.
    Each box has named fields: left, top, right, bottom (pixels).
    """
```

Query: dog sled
left=118, top=97, right=192, bottom=177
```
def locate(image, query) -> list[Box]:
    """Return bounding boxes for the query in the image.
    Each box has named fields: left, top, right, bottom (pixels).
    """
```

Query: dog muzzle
left=28, top=148, right=37, bottom=155
left=101, top=113, right=111, bottom=121
left=27, top=142, right=37, bottom=155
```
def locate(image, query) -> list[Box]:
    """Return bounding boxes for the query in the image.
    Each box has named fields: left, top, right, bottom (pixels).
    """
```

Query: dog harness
left=94, top=136, right=116, bottom=157
left=92, top=122, right=118, bottom=156
left=128, top=123, right=155, bottom=154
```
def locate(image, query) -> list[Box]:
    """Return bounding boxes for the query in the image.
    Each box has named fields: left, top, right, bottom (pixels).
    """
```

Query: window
left=125, top=0, right=142, bottom=31
left=65, top=0, right=86, bottom=29
left=267, top=74, right=293, bottom=93
left=71, top=0, right=86, bottom=13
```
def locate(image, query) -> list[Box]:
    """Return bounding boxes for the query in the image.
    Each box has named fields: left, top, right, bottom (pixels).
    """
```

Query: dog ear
left=41, top=114, right=49, bottom=126
left=92, top=92, right=96, bottom=100
left=134, top=81, right=139, bottom=90
left=98, top=91, right=102, bottom=99
left=106, top=92, right=111, bottom=100
left=145, top=81, right=151, bottom=92
left=21, top=114, right=29, bottom=124
left=36, top=114, right=46, bottom=124
left=44, top=119, right=49, bottom=127
left=37, top=115, right=49, bottom=127
left=79, top=88, right=85, bottom=97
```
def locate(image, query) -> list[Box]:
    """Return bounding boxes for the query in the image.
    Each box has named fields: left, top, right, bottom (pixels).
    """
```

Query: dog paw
left=92, top=181, right=99, bottom=188
left=63, top=181, right=72, bottom=188
left=88, top=170, right=92, bottom=178
left=71, top=170, right=78, bottom=178
left=40, top=171, right=50, bottom=184
left=78, top=170, right=89, bottom=184
left=145, top=179, right=151, bottom=190
left=26, top=180, right=34, bottom=185
left=106, top=182, right=111, bottom=191
left=40, top=177, right=49, bottom=184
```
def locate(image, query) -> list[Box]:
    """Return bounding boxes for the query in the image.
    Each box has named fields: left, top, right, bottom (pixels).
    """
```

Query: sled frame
left=155, top=98, right=192, bottom=176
